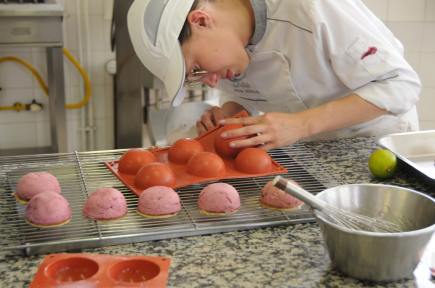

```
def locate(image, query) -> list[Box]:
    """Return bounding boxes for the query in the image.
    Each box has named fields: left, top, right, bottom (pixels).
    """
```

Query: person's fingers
left=221, top=123, right=267, bottom=139
left=196, top=121, right=208, bottom=136
left=210, top=107, right=225, bottom=124
left=220, top=115, right=261, bottom=126
left=200, top=109, right=216, bottom=131
left=228, top=132, right=271, bottom=149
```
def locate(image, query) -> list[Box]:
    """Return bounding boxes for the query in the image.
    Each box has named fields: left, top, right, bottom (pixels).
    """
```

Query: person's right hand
left=196, top=106, right=225, bottom=136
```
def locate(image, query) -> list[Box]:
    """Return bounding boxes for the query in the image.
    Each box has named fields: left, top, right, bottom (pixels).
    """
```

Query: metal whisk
left=272, top=176, right=403, bottom=233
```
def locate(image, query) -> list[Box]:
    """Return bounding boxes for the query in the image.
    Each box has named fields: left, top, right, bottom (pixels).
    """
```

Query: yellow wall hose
left=0, top=102, right=25, bottom=111
left=0, top=48, right=92, bottom=111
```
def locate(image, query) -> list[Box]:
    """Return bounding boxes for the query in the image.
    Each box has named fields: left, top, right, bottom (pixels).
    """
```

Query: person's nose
left=201, top=73, right=220, bottom=87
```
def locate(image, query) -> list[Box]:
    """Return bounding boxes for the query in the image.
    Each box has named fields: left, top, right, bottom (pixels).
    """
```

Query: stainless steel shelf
left=0, top=146, right=53, bottom=156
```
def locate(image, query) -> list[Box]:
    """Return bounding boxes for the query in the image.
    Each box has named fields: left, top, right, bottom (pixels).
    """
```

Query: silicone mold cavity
left=45, top=257, right=99, bottom=282
left=109, top=259, right=161, bottom=283
left=30, top=253, right=170, bottom=288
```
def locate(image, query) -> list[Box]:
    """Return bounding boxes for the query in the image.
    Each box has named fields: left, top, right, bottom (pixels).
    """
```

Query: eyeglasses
left=184, top=69, right=244, bottom=87
left=185, top=69, right=209, bottom=87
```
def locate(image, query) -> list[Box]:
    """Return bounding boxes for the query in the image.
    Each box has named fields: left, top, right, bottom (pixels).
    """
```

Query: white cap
left=127, top=0, right=195, bottom=106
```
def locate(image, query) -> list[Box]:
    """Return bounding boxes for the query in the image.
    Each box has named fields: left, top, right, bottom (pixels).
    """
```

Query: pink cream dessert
left=15, top=172, right=61, bottom=203
left=83, top=188, right=128, bottom=220
left=25, top=192, right=72, bottom=227
left=137, top=186, right=181, bottom=218
left=198, top=183, right=240, bottom=215
left=260, top=180, right=303, bottom=210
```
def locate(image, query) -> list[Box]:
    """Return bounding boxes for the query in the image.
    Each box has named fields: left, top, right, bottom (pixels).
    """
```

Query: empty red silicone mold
left=30, top=253, right=170, bottom=288
left=105, top=111, right=288, bottom=196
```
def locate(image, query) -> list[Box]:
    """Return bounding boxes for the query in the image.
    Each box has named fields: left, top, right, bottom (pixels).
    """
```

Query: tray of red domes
left=105, top=112, right=287, bottom=197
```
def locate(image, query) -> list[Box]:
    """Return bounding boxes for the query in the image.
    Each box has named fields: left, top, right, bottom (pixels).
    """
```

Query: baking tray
left=377, top=130, right=435, bottom=181
left=105, top=125, right=287, bottom=196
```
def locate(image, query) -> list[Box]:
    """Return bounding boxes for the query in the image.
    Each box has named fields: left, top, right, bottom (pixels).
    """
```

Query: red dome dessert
left=186, top=152, right=226, bottom=178
left=118, top=149, right=157, bottom=175
left=235, top=148, right=272, bottom=174
left=214, top=124, right=247, bottom=158
left=168, top=138, right=204, bottom=164
left=135, top=163, right=176, bottom=190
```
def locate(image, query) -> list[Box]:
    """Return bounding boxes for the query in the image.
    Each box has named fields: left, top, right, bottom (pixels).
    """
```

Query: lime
left=368, top=149, right=397, bottom=179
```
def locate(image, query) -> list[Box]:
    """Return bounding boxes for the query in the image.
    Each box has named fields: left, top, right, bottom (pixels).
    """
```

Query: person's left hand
left=219, top=112, right=309, bottom=151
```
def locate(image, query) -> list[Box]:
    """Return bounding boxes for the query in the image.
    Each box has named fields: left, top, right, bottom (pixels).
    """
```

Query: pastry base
left=199, top=209, right=239, bottom=216
left=136, top=210, right=178, bottom=219
left=26, top=218, right=71, bottom=228
left=84, top=212, right=127, bottom=222
left=14, top=193, right=29, bottom=205
left=260, top=200, right=302, bottom=212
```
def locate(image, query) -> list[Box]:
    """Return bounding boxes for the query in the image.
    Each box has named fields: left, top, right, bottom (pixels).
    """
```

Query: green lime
left=368, top=149, right=397, bottom=179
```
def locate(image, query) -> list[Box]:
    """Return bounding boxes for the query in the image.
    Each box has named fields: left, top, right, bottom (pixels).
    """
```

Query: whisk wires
left=316, top=204, right=403, bottom=233
left=273, top=176, right=403, bottom=233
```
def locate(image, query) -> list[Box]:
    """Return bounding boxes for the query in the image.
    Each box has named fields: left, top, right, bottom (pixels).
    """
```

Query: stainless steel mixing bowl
left=314, top=184, right=435, bottom=281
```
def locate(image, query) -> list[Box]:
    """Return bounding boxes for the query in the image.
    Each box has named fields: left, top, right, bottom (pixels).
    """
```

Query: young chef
left=128, top=0, right=421, bottom=151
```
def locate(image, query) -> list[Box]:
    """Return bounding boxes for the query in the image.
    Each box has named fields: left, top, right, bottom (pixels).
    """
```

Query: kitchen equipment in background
left=29, top=253, right=170, bottom=288
left=112, top=0, right=211, bottom=148
left=315, top=184, right=434, bottom=281
left=0, top=48, right=92, bottom=111
left=112, top=0, right=150, bottom=149
left=273, top=176, right=402, bottom=232
left=0, top=2, right=66, bottom=155
left=377, top=130, right=435, bottom=181
left=0, top=143, right=326, bottom=256
left=0, top=0, right=44, bottom=3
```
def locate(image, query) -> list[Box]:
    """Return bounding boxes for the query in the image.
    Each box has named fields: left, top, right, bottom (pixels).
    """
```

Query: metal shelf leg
left=47, top=47, right=67, bottom=153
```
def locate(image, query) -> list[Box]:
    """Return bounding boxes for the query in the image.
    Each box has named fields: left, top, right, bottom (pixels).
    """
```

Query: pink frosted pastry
left=137, top=186, right=181, bottom=218
left=15, top=172, right=61, bottom=203
left=83, top=188, right=127, bottom=220
left=260, top=180, right=303, bottom=210
left=25, top=192, right=72, bottom=227
left=198, top=183, right=240, bottom=215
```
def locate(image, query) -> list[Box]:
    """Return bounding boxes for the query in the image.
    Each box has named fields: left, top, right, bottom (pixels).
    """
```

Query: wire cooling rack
left=0, top=144, right=333, bottom=255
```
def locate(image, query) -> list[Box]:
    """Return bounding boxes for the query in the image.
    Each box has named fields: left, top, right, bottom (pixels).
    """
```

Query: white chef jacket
left=216, top=0, right=421, bottom=140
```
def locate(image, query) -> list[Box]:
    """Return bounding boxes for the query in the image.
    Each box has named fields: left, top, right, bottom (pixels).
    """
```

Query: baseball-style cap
left=127, top=0, right=195, bottom=106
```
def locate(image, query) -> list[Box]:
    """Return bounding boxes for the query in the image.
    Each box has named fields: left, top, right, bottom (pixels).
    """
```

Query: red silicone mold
left=105, top=112, right=288, bottom=196
left=30, top=253, right=170, bottom=288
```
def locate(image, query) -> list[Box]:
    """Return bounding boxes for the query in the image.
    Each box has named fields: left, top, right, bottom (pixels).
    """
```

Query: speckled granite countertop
left=0, top=137, right=434, bottom=288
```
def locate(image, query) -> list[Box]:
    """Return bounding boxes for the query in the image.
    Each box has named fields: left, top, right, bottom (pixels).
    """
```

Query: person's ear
left=187, top=10, right=212, bottom=31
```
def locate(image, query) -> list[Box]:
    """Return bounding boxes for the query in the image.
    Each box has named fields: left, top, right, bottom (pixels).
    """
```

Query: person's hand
left=216, top=94, right=388, bottom=150
left=196, top=106, right=225, bottom=136
left=219, top=112, right=310, bottom=151
left=196, top=101, right=247, bottom=136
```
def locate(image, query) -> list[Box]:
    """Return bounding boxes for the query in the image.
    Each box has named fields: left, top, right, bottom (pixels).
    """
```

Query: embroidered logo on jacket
left=361, top=46, right=378, bottom=60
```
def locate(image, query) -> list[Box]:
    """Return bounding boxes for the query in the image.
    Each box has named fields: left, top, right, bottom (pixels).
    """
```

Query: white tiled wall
left=0, top=0, right=115, bottom=152
left=362, top=0, right=435, bottom=130
left=0, top=0, right=434, bottom=152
